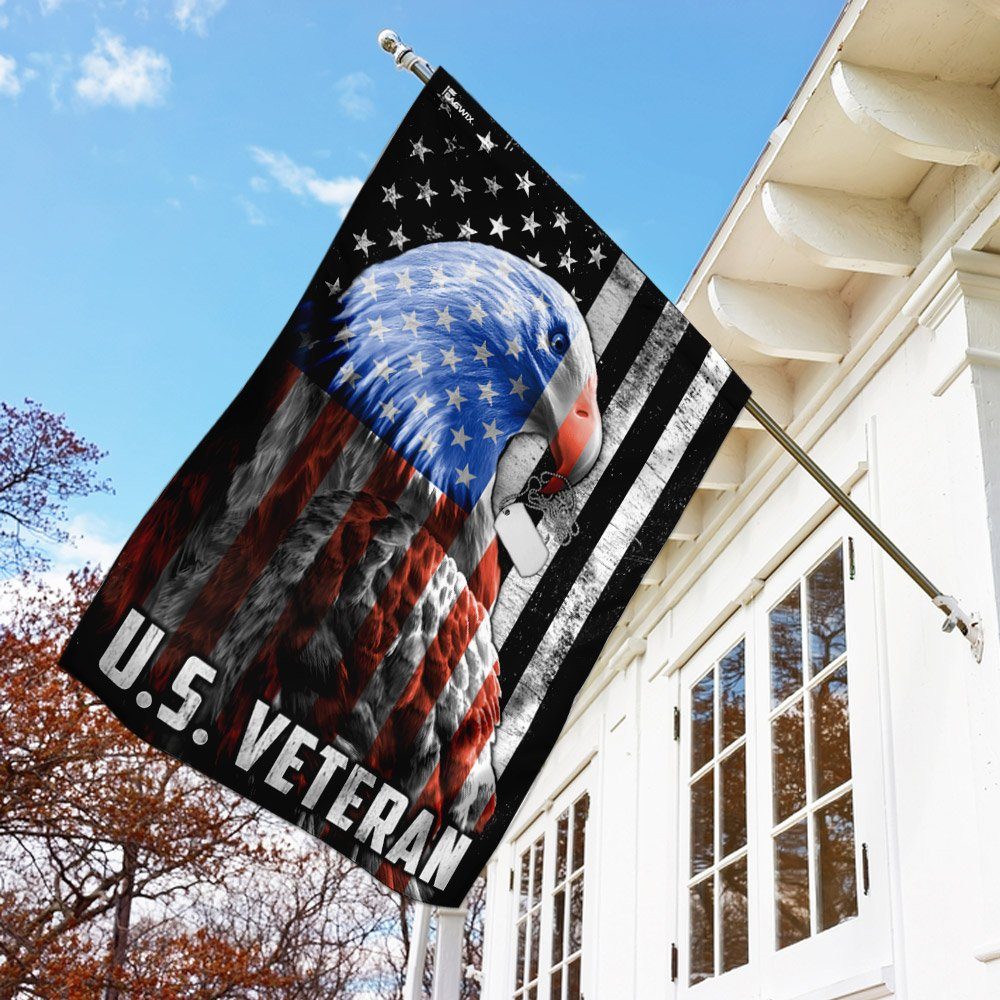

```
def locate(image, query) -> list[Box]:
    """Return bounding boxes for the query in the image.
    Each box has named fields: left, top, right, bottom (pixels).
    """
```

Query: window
left=549, top=794, right=588, bottom=1000
left=513, top=834, right=544, bottom=1000
left=769, top=545, right=857, bottom=951
left=675, top=526, right=890, bottom=995
left=687, top=640, right=749, bottom=985
left=511, top=777, right=591, bottom=1000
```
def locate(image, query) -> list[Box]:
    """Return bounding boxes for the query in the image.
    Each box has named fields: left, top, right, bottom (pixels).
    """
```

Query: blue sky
left=0, top=0, right=844, bottom=564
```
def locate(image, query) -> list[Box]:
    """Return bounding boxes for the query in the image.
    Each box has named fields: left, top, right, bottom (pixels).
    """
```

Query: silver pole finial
left=377, top=29, right=435, bottom=85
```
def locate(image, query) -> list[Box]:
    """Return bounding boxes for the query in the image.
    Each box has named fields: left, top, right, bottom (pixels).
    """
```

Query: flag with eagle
left=60, top=69, right=749, bottom=905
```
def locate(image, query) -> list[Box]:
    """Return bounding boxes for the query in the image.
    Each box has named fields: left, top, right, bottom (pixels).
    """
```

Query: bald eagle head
left=300, top=242, right=601, bottom=511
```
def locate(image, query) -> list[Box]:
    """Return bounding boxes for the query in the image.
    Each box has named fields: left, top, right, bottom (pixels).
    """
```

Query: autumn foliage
left=0, top=400, right=485, bottom=999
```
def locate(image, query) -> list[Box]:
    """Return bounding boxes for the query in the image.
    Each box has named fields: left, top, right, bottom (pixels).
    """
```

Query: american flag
left=61, top=69, right=748, bottom=905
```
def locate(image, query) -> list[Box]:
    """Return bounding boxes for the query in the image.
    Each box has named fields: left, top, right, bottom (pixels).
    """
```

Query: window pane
left=772, top=700, right=806, bottom=823
left=720, top=640, right=746, bottom=748
left=569, top=874, right=584, bottom=954
left=550, top=969, right=562, bottom=1000
left=720, top=747, right=747, bottom=857
left=572, top=794, right=589, bottom=873
left=689, top=876, right=714, bottom=985
left=720, top=858, right=749, bottom=974
left=516, top=921, right=526, bottom=988
left=770, top=586, right=803, bottom=707
left=691, top=672, right=715, bottom=771
left=528, top=988, right=537, bottom=1000
left=531, top=838, right=544, bottom=907
left=529, top=912, right=540, bottom=982
left=691, top=770, right=715, bottom=876
left=816, top=794, right=858, bottom=932
left=555, top=810, right=569, bottom=885
left=552, top=887, right=565, bottom=961
left=567, top=958, right=581, bottom=1000
left=518, top=854, right=529, bottom=916
left=808, top=547, right=846, bottom=674
left=812, top=662, right=852, bottom=798
left=775, top=820, right=810, bottom=950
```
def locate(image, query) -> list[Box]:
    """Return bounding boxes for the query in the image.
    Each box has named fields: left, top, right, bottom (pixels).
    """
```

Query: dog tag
left=495, top=502, right=549, bottom=577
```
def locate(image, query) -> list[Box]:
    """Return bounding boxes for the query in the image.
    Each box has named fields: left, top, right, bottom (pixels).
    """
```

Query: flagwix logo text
left=440, top=86, right=474, bottom=123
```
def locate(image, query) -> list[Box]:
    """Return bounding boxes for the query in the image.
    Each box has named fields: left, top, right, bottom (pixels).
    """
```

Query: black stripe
left=442, top=371, right=749, bottom=907
left=496, top=279, right=666, bottom=578
left=497, top=325, right=711, bottom=708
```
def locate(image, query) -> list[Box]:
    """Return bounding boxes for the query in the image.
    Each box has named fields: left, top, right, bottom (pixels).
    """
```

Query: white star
left=408, top=352, right=429, bottom=377
left=424, top=224, right=443, bottom=241
left=324, top=278, right=341, bottom=296
left=482, top=418, right=502, bottom=442
left=416, top=180, right=437, bottom=206
left=494, top=257, right=513, bottom=281
left=401, top=310, right=421, bottom=335
left=526, top=251, right=546, bottom=269
left=440, top=345, right=461, bottom=372
left=379, top=398, right=401, bottom=422
left=446, top=385, right=467, bottom=410
left=489, top=215, right=510, bottom=241
left=570, top=287, right=582, bottom=303
left=589, top=244, right=606, bottom=267
left=464, top=261, right=484, bottom=283
left=500, top=296, right=521, bottom=319
left=443, top=136, right=460, bottom=154
left=395, top=268, right=415, bottom=294
left=367, top=315, right=390, bottom=342
left=559, top=248, right=577, bottom=273
left=473, top=341, right=493, bottom=365
left=361, top=273, right=381, bottom=300
left=412, top=391, right=435, bottom=418
left=485, top=176, right=502, bottom=197
left=516, top=170, right=535, bottom=195
left=418, top=433, right=440, bottom=456
left=373, top=357, right=396, bottom=382
left=468, top=302, right=487, bottom=325
left=479, top=382, right=499, bottom=406
left=388, top=226, right=409, bottom=252
left=457, top=219, right=477, bottom=240
left=410, top=136, right=432, bottom=162
left=477, top=130, right=496, bottom=153
left=435, top=306, right=454, bottom=331
left=455, top=464, right=476, bottom=487
left=336, top=360, right=360, bottom=388
left=553, top=211, right=570, bottom=232
left=354, top=230, right=375, bottom=256
left=536, top=332, right=550, bottom=352
left=382, top=184, right=402, bottom=209
left=430, top=265, right=449, bottom=289
left=334, top=326, right=355, bottom=345
left=505, top=337, right=523, bottom=359
left=509, top=375, right=529, bottom=400
left=531, top=294, right=548, bottom=315
left=522, top=212, right=540, bottom=237
left=451, top=425, right=471, bottom=450
left=451, top=177, right=471, bottom=202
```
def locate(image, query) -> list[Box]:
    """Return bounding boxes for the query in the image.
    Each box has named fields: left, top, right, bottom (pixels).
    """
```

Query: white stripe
left=491, top=352, right=730, bottom=777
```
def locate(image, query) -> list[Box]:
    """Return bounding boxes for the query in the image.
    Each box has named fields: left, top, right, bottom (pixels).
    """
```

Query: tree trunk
left=104, top=841, right=138, bottom=1000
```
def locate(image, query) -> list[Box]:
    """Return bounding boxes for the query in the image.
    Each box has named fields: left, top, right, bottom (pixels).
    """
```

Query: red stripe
left=149, top=399, right=359, bottom=691
left=99, top=362, right=301, bottom=628
left=365, top=586, right=485, bottom=777
left=215, top=446, right=415, bottom=755
left=467, top=538, right=500, bottom=610
left=310, top=492, right=468, bottom=738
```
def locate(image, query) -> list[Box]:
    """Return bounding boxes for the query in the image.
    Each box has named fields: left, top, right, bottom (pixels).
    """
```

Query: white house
left=477, top=0, right=1000, bottom=997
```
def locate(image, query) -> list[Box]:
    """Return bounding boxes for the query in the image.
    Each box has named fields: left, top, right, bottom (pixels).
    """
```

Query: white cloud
left=0, top=53, right=21, bottom=96
left=335, top=70, right=374, bottom=120
left=236, top=194, right=266, bottom=226
left=38, top=0, right=63, bottom=13
left=172, top=0, right=226, bottom=35
left=249, top=175, right=269, bottom=193
left=249, top=146, right=362, bottom=219
left=75, top=30, right=171, bottom=108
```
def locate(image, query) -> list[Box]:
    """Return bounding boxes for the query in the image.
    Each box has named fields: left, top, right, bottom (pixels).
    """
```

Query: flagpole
left=375, top=29, right=984, bottom=662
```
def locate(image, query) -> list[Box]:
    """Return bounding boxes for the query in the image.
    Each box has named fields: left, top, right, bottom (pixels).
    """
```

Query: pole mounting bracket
left=934, top=594, right=984, bottom=662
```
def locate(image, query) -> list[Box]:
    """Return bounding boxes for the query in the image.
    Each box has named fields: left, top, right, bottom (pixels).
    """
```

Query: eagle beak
left=545, top=376, right=602, bottom=493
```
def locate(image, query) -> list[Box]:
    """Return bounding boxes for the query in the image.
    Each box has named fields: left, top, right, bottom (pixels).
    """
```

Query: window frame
left=675, top=515, right=892, bottom=997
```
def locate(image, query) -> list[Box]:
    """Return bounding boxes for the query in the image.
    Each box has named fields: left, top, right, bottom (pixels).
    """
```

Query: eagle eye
left=549, top=330, right=570, bottom=355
